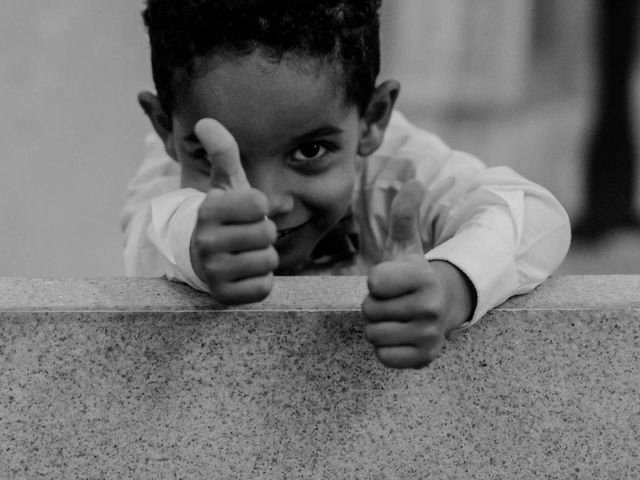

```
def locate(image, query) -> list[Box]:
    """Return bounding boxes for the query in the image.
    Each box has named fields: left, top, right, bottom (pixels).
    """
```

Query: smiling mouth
left=277, top=221, right=310, bottom=240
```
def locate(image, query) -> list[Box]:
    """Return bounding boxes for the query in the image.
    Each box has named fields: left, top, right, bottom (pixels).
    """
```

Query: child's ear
left=137, top=91, right=178, bottom=160
left=357, top=79, right=401, bottom=156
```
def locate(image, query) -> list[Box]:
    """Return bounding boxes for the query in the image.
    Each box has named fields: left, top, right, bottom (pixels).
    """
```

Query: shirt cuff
left=147, top=188, right=210, bottom=293
left=424, top=225, right=518, bottom=328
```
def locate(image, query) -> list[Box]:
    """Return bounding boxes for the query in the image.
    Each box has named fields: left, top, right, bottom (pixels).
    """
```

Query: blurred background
left=1, top=0, right=639, bottom=278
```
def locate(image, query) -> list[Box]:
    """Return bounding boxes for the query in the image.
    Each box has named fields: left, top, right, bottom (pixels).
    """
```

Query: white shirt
left=121, top=111, right=571, bottom=328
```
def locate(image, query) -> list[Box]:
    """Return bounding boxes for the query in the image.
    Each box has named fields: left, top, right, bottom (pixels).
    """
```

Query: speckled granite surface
left=1, top=276, right=639, bottom=479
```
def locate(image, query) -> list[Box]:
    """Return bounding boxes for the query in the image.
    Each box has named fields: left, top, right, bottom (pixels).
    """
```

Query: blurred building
left=380, top=0, right=598, bottom=219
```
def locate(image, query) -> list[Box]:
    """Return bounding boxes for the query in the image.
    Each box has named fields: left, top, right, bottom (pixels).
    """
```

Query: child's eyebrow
left=290, top=125, right=344, bottom=145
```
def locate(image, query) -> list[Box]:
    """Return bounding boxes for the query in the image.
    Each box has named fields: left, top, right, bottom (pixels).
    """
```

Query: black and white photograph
left=1, top=1, right=638, bottom=478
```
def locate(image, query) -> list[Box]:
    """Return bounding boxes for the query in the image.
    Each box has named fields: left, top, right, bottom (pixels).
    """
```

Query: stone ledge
left=3, top=274, right=640, bottom=312
left=1, top=276, right=639, bottom=479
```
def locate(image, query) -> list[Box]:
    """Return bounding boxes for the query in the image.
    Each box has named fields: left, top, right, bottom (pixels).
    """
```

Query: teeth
left=277, top=227, right=296, bottom=239
left=277, top=222, right=306, bottom=239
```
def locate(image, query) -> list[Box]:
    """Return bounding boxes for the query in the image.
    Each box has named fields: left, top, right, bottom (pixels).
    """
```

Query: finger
left=195, top=220, right=276, bottom=258
left=382, top=179, right=426, bottom=261
left=362, top=291, right=441, bottom=323
left=212, top=273, right=274, bottom=305
left=373, top=346, right=435, bottom=369
left=364, top=318, right=442, bottom=346
left=367, top=260, right=435, bottom=299
left=209, top=247, right=279, bottom=282
left=199, top=189, right=270, bottom=224
left=364, top=321, right=417, bottom=346
left=194, top=117, right=250, bottom=191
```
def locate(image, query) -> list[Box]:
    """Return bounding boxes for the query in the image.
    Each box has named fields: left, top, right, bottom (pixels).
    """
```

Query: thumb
left=383, top=179, right=426, bottom=261
left=194, top=118, right=250, bottom=191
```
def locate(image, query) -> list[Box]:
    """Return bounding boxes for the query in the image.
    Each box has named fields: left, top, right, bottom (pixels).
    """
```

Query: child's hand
left=190, top=118, right=279, bottom=305
left=362, top=180, right=474, bottom=368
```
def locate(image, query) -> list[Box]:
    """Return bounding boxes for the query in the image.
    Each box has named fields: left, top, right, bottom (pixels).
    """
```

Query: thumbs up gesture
left=362, top=180, right=474, bottom=368
left=190, top=118, right=279, bottom=305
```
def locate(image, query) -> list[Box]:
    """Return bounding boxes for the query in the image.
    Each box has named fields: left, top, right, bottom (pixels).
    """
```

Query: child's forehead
left=180, top=50, right=349, bottom=105
left=175, top=51, right=356, bottom=142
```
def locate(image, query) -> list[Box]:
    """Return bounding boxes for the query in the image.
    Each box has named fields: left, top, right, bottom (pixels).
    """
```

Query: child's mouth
left=277, top=221, right=309, bottom=240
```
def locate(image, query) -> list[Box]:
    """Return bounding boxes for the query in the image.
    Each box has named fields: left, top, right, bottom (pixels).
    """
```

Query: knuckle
left=254, top=249, right=278, bottom=274
left=263, top=247, right=280, bottom=271
left=192, top=231, right=218, bottom=255
left=361, top=295, right=374, bottom=316
left=361, top=296, right=383, bottom=322
left=262, top=219, right=278, bottom=243
left=252, top=275, right=274, bottom=300
left=415, top=322, right=439, bottom=344
left=414, top=289, right=445, bottom=318
left=204, top=255, right=233, bottom=282
left=367, top=266, right=385, bottom=293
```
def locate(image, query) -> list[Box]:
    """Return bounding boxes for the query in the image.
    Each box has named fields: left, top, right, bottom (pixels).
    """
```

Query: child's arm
left=361, top=115, right=571, bottom=369
left=120, top=133, right=199, bottom=281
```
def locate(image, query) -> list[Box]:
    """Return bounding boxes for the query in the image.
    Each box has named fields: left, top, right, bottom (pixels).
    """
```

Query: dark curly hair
left=141, top=0, right=382, bottom=115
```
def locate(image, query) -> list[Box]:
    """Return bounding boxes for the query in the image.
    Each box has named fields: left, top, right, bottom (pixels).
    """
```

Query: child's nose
left=250, top=173, right=295, bottom=217
left=266, top=190, right=295, bottom=217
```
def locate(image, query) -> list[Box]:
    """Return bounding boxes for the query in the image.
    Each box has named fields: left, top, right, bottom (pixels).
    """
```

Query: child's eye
left=292, top=143, right=328, bottom=162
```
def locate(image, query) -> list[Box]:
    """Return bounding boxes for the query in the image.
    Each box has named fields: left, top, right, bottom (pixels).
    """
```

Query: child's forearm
left=128, top=188, right=211, bottom=292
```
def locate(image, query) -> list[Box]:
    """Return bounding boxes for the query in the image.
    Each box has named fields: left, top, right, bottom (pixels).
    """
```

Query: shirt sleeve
left=418, top=149, right=571, bottom=328
left=370, top=112, right=570, bottom=328
left=120, top=133, right=209, bottom=292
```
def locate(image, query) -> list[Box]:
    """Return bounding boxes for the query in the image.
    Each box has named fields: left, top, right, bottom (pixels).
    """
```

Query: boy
left=122, top=0, right=571, bottom=369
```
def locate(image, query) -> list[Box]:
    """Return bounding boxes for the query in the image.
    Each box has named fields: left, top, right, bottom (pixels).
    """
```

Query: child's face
left=170, top=52, right=365, bottom=271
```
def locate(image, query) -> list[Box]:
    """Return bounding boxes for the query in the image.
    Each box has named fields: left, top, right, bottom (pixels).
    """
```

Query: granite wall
left=1, top=276, right=639, bottom=478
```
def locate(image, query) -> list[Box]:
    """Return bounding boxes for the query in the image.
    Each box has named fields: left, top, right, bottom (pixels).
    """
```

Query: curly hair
left=141, top=0, right=382, bottom=115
